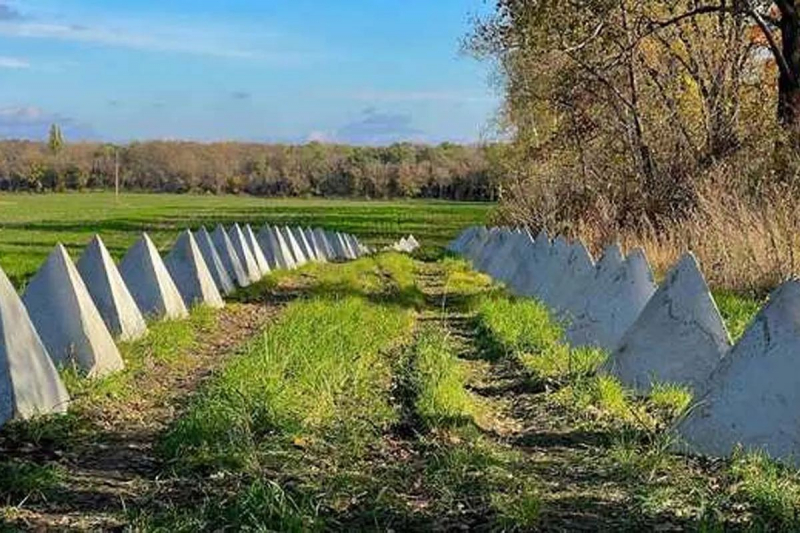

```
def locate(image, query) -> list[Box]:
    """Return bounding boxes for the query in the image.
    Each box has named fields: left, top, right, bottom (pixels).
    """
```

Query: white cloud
left=0, top=55, right=28, bottom=68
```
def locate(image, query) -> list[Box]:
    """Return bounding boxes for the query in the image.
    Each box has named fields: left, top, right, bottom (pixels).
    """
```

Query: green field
left=0, top=192, right=492, bottom=287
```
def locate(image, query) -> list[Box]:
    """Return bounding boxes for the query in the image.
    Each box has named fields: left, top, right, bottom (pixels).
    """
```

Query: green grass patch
left=729, top=450, right=800, bottom=530
left=713, top=290, right=762, bottom=342
left=161, top=296, right=414, bottom=472
left=0, top=460, right=64, bottom=503
left=409, top=325, right=474, bottom=429
left=0, top=192, right=491, bottom=287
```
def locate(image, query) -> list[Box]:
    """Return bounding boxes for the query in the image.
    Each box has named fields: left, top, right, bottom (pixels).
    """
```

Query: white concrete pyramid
left=484, top=230, right=517, bottom=279
left=258, top=225, right=296, bottom=270
left=304, top=227, right=328, bottom=262
left=347, top=234, right=363, bottom=257
left=228, top=224, right=263, bottom=283
left=512, top=229, right=551, bottom=297
left=604, top=253, right=731, bottom=394
left=674, top=280, right=800, bottom=465
left=244, top=224, right=271, bottom=276
left=23, top=244, right=125, bottom=377
left=450, top=227, right=478, bottom=253
left=549, top=240, right=596, bottom=314
left=195, top=227, right=236, bottom=296
left=211, top=224, right=250, bottom=287
left=337, top=232, right=356, bottom=260
left=567, top=247, right=656, bottom=351
left=165, top=230, right=225, bottom=310
left=282, top=226, right=308, bottom=265
left=494, top=231, right=535, bottom=285
left=313, top=228, right=336, bottom=259
left=535, top=235, right=572, bottom=305
left=464, top=226, right=491, bottom=260
left=76, top=235, right=148, bottom=341
left=291, top=226, right=317, bottom=262
left=119, top=233, right=189, bottom=320
left=0, top=264, right=69, bottom=426
left=407, top=234, right=420, bottom=250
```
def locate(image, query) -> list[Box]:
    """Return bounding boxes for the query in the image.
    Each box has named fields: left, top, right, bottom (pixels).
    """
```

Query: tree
left=47, top=123, right=64, bottom=156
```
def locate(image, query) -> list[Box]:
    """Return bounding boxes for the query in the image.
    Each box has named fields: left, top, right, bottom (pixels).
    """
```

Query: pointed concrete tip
left=0, top=263, right=70, bottom=426
left=228, top=224, right=262, bottom=282
left=165, top=230, right=224, bottom=310
left=119, top=233, right=189, bottom=321
left=673, top=278, right=800, bottom=465
left=606, top=251, right=730, bottom=394
left=244, top=224, right=271, bottom=275
left=195, top=227, right=236, bottom=296
left=23, top=243, right=125, bottom=378
left=77, top=234, right=148, bottom=342
left=211, top=225, right=250, bottom=287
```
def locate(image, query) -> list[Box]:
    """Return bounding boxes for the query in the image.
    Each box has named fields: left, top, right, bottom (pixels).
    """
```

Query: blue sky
left=0, top=0, right=499, bottom=145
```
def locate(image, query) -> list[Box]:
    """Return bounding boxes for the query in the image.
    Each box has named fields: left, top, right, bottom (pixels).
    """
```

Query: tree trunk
left=778, top=5, right=800, bottom=135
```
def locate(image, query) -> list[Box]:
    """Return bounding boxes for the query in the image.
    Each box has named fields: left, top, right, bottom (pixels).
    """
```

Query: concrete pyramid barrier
left=24, top=244, right=125, bottom=377
left=258, top=225, right=296, bottom=270
left=461, top=227, right=487, bottom=261
left=211, top=225, right=250, bottom=287
left=292, top=226, right=317, bottom=262
left=0, top=264, right=70, bottom=426
left=338, top=232, right=356, bottom=260
left=305, top=227, right=328, bottom=262
left=549, top=240, right=596, bottom=314
left=244, top=224, right=272, bottom=276
left=314, top=228, right=336, bottom=259
left=674, top=280, right=800, bottom=465
left=604, top=253, right=731, bottom=394
left=495, top=231, right=535, bottom=284
left=449, top=227, right=477, bottom=253
left=195, top=227, right=236, bottom=296
left=567, top=247, right=656, bottom=351
left=228, top=224, right=263, bottom=283
left=282, top=226, right=308, bottom=266
left=76, top=235, right=148, bottom=341
left=407, top=234, right=420, bottom=250
left=165, top=230, right=225, bottom=310
left=326, top=231, right=347, bottom=260
left=535, top=235, right=572, bottom=305
left=484, top=230, right=518, bottom=280
left=512, top=230, right=552, bottom=297
left=475, top=228, right=503, bottom=271
left=119, top=233, right=189, bottom=320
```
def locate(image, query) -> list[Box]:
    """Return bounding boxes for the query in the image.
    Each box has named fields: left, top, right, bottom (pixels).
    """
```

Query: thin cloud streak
left=0, top=56, right=29, bottom=68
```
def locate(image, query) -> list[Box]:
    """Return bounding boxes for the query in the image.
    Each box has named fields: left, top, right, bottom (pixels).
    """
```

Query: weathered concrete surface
left=0, top=264, right=69, bottom=426
left=535, top=235, right=572, bottom=306
left=165, top=230, right=225, bottom=309
left=463, top=226, right=490, bottom=261
left=119, top=233, right=189, bottom=320
left=244, top=224, right=271, bottom=276
left=304, top=227, right=328, bottom=262
left=494, top=231, right=535, bottom=285
left=448, top=227, right=473, bottom=253
left=228, top=223, right=263, bottom=283
left=406, top=234, right=420, bottom=250
left=475, top=228, right=504, bottom=272
left=484, top=230, right=518, bottom=280
left=258, top=225, right=296, bottom=270
left=76, top=235, right=148, bottom=341
left=511, top=230, right=552, bottom=298
left=211, top=224, right=250, bottom=287
left=314, top=228, right=336, bottom=260
left=604, top=253, right=731, bottom=394
left=549, top=240, right=596, bottom=315
left=673, top=280, right=800, bottom=466
left=292, top=226, right=316, bottom=262
left=195, top=227, right=236, bottom=296
left=326, top=231, right=347, bottom=260
left=282, top=226, right=308, bottom=265
left=566, top=247, right=656, bottom=351
left=24, top=244, right=125, bottom=377
left=338, top=232, right=357, bottom=260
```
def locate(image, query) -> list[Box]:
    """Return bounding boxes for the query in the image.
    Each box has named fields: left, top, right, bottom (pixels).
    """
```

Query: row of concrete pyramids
left=0, top=224, right=368, bottom=429
left=387, top=234, right=420, bottom=253
left=450, top=226, right=800, bottom=467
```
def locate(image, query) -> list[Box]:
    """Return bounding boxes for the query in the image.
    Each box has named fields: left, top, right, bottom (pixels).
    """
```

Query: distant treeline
left=0, top=140, right=498, bottom=201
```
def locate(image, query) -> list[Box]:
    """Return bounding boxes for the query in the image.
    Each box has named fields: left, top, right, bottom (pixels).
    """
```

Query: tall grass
left=161, top=297, right=414, bottom=471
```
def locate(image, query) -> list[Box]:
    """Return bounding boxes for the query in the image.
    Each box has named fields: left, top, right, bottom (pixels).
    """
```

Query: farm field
left=0, top=192, right=491, bottom=287
left=0, top=240, right=794, bottom=531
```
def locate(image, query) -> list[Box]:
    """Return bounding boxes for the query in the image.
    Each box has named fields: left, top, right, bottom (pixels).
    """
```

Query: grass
left=713, top=289, right=763, bottom=342
left=0, top=192, right=491, bottom=287
left=161, top=296, right=414, bottom=472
